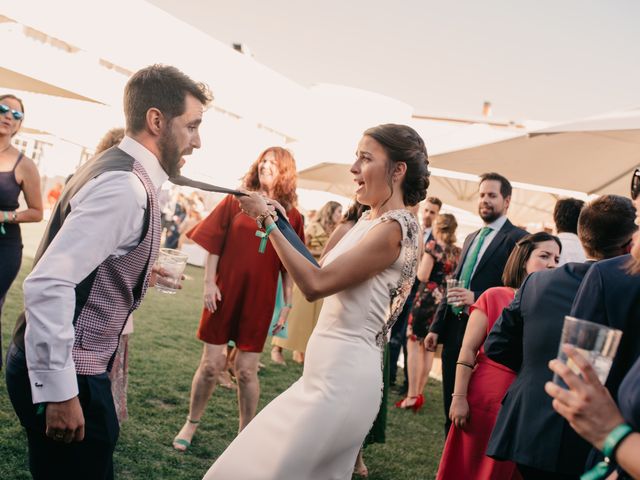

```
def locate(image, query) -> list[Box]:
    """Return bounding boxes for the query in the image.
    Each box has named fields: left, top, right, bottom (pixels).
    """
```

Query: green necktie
left=452, top=226, right=492, bottom=315
left=460, top=226, right=492, bottom=288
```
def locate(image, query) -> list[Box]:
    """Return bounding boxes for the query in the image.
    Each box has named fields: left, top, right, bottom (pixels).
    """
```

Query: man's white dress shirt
left=24, top=136, right=167, bottom=403
left=557, top=232, right=587, bottom=266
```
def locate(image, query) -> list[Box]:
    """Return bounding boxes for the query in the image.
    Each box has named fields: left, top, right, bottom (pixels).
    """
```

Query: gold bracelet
left=451, top=393, right=467, bottom=397
left=255, top=210, right=271, bottom=229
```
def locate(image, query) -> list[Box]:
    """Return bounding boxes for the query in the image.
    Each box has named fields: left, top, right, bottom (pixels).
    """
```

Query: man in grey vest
left=5, top=65, right=212, bottom=479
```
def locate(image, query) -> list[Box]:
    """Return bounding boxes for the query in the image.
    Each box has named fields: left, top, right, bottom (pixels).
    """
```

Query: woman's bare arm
left=13, top=156, right=43, bottom=222
left=267, top=217, right=402, bottom=302
left=203, top=254, right=222, bottom=312
left=416, top=252, right=434, bottom=282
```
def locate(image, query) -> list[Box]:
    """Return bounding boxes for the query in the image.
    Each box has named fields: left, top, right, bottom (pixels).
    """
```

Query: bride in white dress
left=203, top=124, right=430, bottom=480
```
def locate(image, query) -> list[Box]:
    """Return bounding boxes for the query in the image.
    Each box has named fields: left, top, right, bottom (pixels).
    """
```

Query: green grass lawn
left=1, top=261, right=444, bottom=479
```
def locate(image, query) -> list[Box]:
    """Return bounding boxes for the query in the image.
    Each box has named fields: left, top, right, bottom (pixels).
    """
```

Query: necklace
left=0, top=143, right=12, bottom=155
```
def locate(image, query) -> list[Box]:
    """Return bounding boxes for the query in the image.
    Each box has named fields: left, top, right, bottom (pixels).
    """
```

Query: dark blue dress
left=616, top=356, right=640, bottom=479
left=0, top=152, right=24, bottom=369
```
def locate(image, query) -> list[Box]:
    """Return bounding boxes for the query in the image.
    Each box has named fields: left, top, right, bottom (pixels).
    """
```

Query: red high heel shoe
left=412, top=393, right=424, bottom=413
left=394, top=397, right=407, bottom=408
left=395, top=393, right=424, bottom=413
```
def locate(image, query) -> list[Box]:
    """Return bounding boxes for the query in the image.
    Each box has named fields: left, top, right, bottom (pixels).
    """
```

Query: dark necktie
left=169, top=175, right=319, bottom=266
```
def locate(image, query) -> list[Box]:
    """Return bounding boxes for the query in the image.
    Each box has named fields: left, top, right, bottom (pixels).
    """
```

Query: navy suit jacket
left=570, top=254, right=640, bottom=399
left=485, top=263, right=593, bottom=474
left=429, top=218, right=527, bottom=344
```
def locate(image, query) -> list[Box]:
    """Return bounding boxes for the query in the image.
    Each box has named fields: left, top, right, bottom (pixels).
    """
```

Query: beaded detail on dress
left=370, top=209, right=420, bottom=350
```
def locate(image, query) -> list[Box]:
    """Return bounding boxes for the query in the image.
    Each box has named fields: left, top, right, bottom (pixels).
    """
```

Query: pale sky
left=148, top=0, right=640, bottom=122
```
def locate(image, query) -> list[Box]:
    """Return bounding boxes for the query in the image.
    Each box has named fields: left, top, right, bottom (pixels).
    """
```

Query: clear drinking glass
left=154, top=248, right=188, bottom=294
left=446, top=279, right=464, bottom=306
left=553, top=316, right=623, bottom=386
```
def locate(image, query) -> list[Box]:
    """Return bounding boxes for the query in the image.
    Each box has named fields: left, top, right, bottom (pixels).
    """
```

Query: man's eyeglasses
left=0, top=104, right=24, bottom=121
left=632, top=168, right=640, bottom=201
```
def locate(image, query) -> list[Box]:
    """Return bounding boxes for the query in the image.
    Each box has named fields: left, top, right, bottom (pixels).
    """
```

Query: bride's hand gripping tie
left=238, top=191, right=279, bottom=253
left=238, top=191, right=276, bottom=219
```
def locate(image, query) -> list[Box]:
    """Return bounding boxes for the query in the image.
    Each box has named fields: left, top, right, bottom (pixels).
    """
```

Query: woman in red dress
left=436, top=232, right=561, bottom=479
left=173, top=147, right=304, bottom=451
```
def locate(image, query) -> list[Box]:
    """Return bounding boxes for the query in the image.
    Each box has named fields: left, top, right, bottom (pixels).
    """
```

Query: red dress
left=187, top=195, right=304, bottom=352
left=437, top=287, right=522, bottom=480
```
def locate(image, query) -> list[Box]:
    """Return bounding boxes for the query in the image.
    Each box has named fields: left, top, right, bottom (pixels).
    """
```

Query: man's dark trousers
left=5, top=342, right=119, bottom=480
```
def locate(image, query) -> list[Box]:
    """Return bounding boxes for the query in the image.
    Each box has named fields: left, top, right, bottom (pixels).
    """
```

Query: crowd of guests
left=161, top=190, right=206, bottom=250
left=1, top=66, right=640, bottom=480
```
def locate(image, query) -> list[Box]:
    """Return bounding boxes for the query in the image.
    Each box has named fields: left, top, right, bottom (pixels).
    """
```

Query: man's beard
left=158, top=127, right=181, bottom=177
left=423, top=218, right=432, bottom=229
left=478, top=205, right=502, bottom=223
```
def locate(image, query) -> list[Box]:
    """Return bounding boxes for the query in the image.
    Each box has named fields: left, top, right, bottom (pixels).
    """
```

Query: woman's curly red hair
left=242, top=147, right=298, bottom=209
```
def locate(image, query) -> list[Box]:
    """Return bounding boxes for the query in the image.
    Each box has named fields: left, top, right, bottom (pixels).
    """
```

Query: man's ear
left=145, top=108, right=164, bottom=136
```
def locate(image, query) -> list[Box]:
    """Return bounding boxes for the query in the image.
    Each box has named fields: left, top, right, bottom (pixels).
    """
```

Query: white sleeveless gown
left=203, top=209, right=419, bottom=480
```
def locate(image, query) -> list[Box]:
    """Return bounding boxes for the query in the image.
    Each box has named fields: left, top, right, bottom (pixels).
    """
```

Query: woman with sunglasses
left=0, top=94, right=43, bottom=369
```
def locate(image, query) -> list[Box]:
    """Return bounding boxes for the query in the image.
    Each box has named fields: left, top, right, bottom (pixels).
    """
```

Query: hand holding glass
left=154, top=248, right=188, bottom=294
left=446, top=279, right=465, bottom=306
left=553, top=316, right=622, bottom=386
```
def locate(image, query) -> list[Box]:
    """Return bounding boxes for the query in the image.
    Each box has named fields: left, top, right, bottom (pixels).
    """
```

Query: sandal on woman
left=172, top=417, right=200, bottom=452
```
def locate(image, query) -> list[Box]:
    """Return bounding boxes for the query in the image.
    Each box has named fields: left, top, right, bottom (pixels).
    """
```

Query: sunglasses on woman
left=632, top=168, right=640, bottom=201
left=0, top=104, right=24, bottom=121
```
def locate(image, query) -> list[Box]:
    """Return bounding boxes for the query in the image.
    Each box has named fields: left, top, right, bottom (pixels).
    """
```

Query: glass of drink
left=553, top=316, right=623, bottom=387
left=446, top=279, right=464, bottom=306
left=154, top=248, right=188, bottom=294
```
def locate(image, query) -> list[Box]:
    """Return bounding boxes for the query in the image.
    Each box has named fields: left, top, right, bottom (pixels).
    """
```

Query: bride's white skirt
left=203, top=334, right=382, bottom=480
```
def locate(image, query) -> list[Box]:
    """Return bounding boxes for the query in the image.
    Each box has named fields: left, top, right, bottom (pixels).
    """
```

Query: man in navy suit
left=570, top=253, right=640, bottom=399
left=485, top=195, right=637, bottom=479
left=425, top=173, right=527, bottom=436
left=568, top=170, right=640, bottom=471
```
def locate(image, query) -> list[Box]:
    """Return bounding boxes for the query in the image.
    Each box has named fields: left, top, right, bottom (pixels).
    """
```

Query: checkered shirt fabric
left=72, top=161, right=160, bottom=375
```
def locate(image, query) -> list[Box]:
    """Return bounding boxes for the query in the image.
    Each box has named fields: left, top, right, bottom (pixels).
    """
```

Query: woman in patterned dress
left=396, top=213, right=460, bottom=411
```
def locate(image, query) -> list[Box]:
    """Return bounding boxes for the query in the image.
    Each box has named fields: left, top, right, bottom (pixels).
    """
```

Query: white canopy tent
left=430, top=108, right=640, bottom=197
left=296, top=162, right=576, bottom=229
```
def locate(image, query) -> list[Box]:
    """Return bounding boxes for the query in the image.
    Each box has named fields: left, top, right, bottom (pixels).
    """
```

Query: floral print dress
left=408, top=240, right=460, bottom=340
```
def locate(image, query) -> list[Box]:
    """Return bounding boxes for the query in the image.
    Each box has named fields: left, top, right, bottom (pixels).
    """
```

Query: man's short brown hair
left=124, top=64, right=212, bottom=134
left=578, top=195, right=637, bottom=260
left=426, top=196, right=442, bottom=209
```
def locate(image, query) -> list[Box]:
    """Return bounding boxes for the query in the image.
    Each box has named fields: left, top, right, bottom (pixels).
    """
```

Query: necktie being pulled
left=169, top=175, right=319, bottom=266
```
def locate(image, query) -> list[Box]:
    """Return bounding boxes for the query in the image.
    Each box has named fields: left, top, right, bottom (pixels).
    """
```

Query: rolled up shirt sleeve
left=24, top=171, right=147, bottom=403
